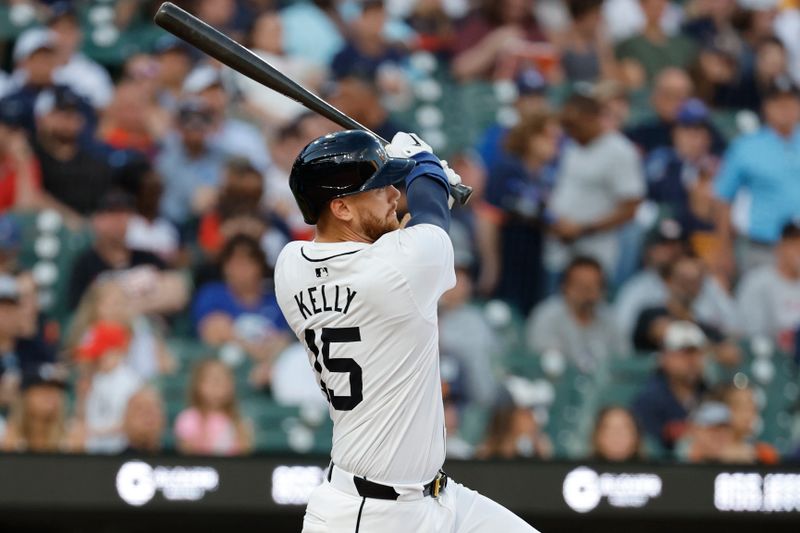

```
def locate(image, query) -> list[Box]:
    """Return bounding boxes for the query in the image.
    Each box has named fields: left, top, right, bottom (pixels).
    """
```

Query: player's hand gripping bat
left=153, top=2, right=473, bottom=205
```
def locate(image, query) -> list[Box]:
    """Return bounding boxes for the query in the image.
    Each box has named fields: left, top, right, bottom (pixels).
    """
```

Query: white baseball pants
left=301, top=467, right=540, bottom=533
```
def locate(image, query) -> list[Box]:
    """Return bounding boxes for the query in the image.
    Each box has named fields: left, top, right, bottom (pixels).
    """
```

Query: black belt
left=328, top=463, right=448, bottom=500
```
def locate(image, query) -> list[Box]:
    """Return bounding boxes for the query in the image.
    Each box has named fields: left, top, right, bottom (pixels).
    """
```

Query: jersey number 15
left=304, top=327, right=363, bottom=410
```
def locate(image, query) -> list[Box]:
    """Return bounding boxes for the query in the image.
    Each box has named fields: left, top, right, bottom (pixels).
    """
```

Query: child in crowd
left=68, top=276, right=176, bottom=381
left=591, top=405, right=643, bottom=461
left=174, top=358, right=252, bottom=456
left=79, top=321, right=142, bottom=453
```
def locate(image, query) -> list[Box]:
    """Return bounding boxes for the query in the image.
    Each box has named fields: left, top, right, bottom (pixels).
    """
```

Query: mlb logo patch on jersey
left=315, top=267, right=329, bottom=278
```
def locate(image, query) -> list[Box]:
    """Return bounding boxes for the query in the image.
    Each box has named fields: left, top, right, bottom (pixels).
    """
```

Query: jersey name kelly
left=293, top=284, right=358, bottom=319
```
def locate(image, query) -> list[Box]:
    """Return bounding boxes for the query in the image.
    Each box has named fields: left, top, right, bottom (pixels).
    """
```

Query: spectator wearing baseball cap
left=644, top=99, right=719, bottom=239
left=47, top=2, right=114, bottom=110
left=30, top=86, right=116, bottom=221
left=631, top=320, right=709, bottom=452
left=736, top=220, right=800, bottom=351
left=79, top=321, right=142, bottom=454
left=155, top=98, right=228, bottom=226
left=1, top=361, right=79, bottom=453
left=182, top=65, right=270, bottom=173
left=675, top=400, right=737, bottom=463
left=0, top=27, right=95, bottom=137
left=714, top=74, right=800, bottom=272
left=624, top=68, right=727, bottom=157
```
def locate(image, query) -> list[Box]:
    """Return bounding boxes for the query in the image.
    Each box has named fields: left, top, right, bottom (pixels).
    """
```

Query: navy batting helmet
left=289, top=130, right=415, bottom=224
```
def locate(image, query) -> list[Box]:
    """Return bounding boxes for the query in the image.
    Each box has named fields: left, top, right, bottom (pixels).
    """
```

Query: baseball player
left=274, top=130, right=540, bottom=533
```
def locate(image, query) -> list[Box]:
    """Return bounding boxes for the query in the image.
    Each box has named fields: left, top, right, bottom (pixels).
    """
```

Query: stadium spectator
left=192, top=235, right=291, bottom=384
left=77, top=321, right=142, bottom=454
left=47, top=2, right=114, bottom=110
left=633, top=254, right=740, bottom=351
left=675, top=400, right=738, bottom=462
left=331, top=0, right=407, bottom=82
left=720, top=384, right=779, bottom=464
left=122, top=386, right=167, bottom=455
left=452, top=0, right=547, bottom=81
left=0, top=274, right=57, bottom=410
left=234, top=11, right=324, bottom=127
left=714, top=76, right=800, bottom=272
left=152, top=35, right=194, bottom=113
left=625, top=68, right=725, bottom=156
left=326, top=75, right=403, bottom=141
left=643, top=99, right=719, bottom=237
left=474, top=67, right=550, bottom=171
left=615, top=0, right=699, bottom=88
left=66, top=190, right=168, bottom=309
left=547, top=92, right=644, bottom=280
left=155, top=99, right=228, bottom=226
left=527, top=256, right=630, bottom=371
left=280, top=0, right=347, bottom=67
left=0, top=96, right=41, bottom=210
left=31, top=86, right=117, bottom=221
left=736, top=220, right=800, bottom=351
left=174, top=358, right=253, bottom=456
left=264, top=115, right=325, bottom=241
left=476, top=110, right=559, bottom=313
left=182, top=65, right=270, bottom=172
left=2, top=361, right=78, bottom=453
left=681, top=0, right=741, bottom=50
left=1, top=27, right=86, bottom=135
left=99, top=80, right=163, bottom=157
left=439, top=261, right=500, bottom=407
left=716, top=36, right=790, bottom=111
left=68, top=276, right=177, bottom=381
left=476, top=401, right=553, bottom=459
left=632, top=320, right=709, bottom=451
left=125, top=171, right=181, bottom=266
left=197, top=157, right=286, bottom=258
left=557, top=0, right=618, bottom=84
left=590, top=406, right=644, bottom=461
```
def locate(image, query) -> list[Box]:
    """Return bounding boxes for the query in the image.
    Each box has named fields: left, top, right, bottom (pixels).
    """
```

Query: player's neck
left=315, top=225, right=373, bottom=245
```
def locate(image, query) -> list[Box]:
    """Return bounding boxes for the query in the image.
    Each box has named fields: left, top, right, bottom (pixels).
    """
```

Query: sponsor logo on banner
left=562, top=466, right=663, bottom=513
left=715, top=472, right=800, bottom=512
left=116, top=461, right=219, bottom=506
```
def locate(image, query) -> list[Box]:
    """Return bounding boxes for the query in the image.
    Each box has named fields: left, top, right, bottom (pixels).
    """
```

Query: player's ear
left=328, top=198, right=354, bottom=223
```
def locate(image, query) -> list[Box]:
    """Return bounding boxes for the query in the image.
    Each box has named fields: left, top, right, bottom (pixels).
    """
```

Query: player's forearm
left=405, top=154, right=451, bottom=232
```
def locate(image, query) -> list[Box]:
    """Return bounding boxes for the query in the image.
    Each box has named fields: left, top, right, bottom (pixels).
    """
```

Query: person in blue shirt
left=477, top=111, right=560, bottom=315
left=645, top=98, right=718, bottom=236
left=713, top=76, right=800, bottom=272
left=475, top=68, right=550, bottom=172
left=632, top=321, right=709, bottom=453
left=193, top=234, right=292, bottom=373
left=330, top=0, right=407, bottom=81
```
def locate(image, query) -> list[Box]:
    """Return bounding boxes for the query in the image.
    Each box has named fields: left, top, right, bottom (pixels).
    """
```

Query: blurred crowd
left=0, top=0, right=799, bottom=465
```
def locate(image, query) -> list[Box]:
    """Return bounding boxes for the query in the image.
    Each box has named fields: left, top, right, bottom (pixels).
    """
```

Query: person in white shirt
left=77, top=321, right=142, bottom=454
left=275, top=130, right=538, bottom=532
left=737, top=220, right=800, bottom=351
left=48, top=5, right=114, bottom=109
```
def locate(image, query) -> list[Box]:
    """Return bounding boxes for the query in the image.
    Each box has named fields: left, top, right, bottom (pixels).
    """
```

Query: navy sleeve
left=404, top=153, right=451, bottom=232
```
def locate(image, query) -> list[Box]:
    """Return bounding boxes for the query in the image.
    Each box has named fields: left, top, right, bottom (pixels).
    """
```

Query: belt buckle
left=432, top=472, right=446, bottom=498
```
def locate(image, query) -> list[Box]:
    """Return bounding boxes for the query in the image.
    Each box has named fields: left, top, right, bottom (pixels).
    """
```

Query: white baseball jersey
left=274, top=224, right=455, bottom=485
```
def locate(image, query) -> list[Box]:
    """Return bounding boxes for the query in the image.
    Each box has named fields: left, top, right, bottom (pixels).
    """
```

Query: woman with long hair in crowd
left=174, top=358, right=253, bottom=456
left=590, top=405, right=644, bottom=461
